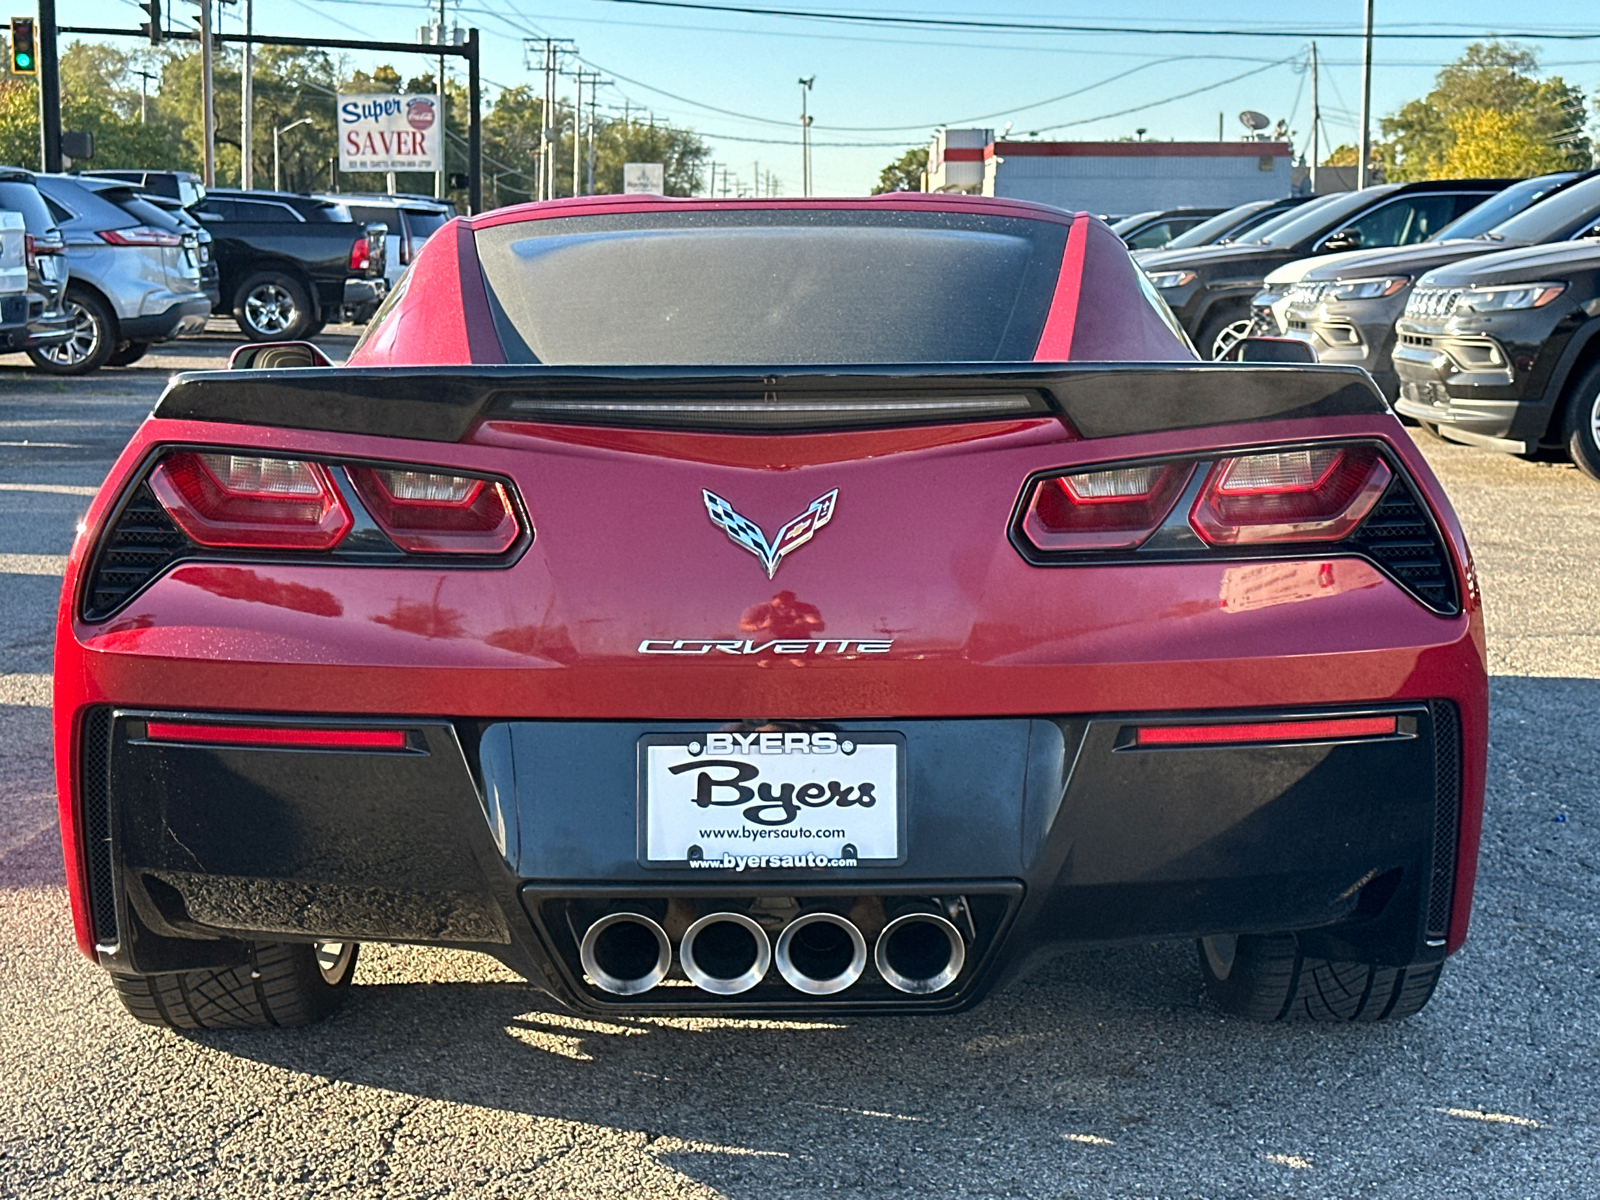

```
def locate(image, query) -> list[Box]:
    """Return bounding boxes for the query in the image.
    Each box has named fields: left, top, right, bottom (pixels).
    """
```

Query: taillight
left=147, top=452, right=353, bottom=549
left=1021, top=462, right=1193, bottom=550
left=100, top=226, right=184, bottom=248
left=1189, top=446, right=1391, bottom=545
left=349, top=236, right=371, bottom=272
left=23, top=233, right=36, bottom=270
left=347, top=466, right=521, bottom=554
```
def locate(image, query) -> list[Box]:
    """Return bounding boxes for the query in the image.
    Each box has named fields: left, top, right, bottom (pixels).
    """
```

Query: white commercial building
left=926, top=129, right=1295, bottom=215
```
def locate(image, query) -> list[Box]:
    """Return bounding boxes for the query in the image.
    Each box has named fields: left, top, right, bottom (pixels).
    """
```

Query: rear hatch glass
left=474, top=208, right=1069, bottom=365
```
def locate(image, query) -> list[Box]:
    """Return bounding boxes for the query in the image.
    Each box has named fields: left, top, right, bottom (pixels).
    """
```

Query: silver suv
left=30, top=174, right=211, bottom=373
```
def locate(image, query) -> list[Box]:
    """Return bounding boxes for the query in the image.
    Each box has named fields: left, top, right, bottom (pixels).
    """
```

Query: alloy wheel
left=1209, top=318, right=1254, bottom=361
left=245, top=283, right=298, bottom=336
left=37, top=299, right=101, bottom=368
left=313, top=941, right=355, bottom=984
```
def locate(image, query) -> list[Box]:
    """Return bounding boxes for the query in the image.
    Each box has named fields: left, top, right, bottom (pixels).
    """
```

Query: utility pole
left=135, top=68, right=156, bottom=124
left=524, top=39, right=574, bottom=200
left=241, top=0, right=253, bottom=186
left=583, top=72, right=607, bottom=195
left=1309, top=41, right=1320, bottom=193
left=1358, top=0, right=1374, bottom=189
left=436, top=0, right=446, bottom=200
left=38, top=0, right=62, bottom=172
left=798, top=76, right=814, bottom=197
left=196, top=0, right=216, bottom=186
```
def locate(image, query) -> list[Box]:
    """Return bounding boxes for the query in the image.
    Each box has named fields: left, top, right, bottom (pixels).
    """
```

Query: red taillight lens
left=1189, top=446, right=1391, bottom=545
left=347, top=466, right=521, bottom=554
left=1022, top=462, right=1193, bottom=550
left=148, top=452, right=353, bottom=549
left=349, top=236, right=371, bottom=272
left=1135, top=715, right=1398, bottom=747
left=100, top=226, right=184, bottom=248
left=23, top=233, right=36, bottom=270
left=144, top=721, right=408, bottom=751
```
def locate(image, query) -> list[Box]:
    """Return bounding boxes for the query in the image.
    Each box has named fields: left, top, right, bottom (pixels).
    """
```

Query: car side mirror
left=229, top=341, right=335, bottom=370
left=1222, top=336, right=1319, bottom=364
left=1321, top=228, right=1362, bottom=253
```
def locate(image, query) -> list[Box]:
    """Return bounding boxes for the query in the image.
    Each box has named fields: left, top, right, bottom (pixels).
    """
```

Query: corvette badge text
left=638, top=638, right=893, bottom=655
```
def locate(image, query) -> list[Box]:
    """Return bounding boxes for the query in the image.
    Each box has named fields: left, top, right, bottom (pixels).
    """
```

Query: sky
left=58, top=0, right=1600, bottom=196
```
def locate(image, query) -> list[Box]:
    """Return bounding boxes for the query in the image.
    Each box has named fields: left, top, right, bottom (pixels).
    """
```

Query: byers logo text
left=668, top=732, right=878, bottom=827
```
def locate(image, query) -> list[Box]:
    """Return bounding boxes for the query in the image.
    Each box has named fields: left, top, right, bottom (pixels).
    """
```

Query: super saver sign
left=338, top=94, right=439, bottom=173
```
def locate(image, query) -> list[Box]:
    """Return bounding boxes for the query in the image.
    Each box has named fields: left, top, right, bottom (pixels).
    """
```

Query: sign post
left=337, top=94, right=441, bottom=177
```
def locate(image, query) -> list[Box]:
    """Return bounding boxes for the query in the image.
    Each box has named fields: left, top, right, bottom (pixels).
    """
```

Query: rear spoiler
left=151, top=363, right=1389, bottom=442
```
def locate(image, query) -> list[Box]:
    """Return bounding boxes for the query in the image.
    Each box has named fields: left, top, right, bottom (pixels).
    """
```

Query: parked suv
left=190, top=189, right=387, bottom=340
left=1137, top=179, right=1514, bottom=358
left=83, top=169, right=205, bottom=208
left=0, top=168, right=73, bottom=355
left=1272, top=171, right=1596, bottom=397
left=30, top=174, right=209, bottom=373
left=1136, top=195, right=1315, bottom=256
left=1110, top=207, right=1225, bottom=250
left=1392, top=240, right=1600, bottom=479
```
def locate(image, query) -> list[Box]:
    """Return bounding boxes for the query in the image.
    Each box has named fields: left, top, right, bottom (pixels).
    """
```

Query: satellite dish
left=1239, top=110, right=1271, bottom=131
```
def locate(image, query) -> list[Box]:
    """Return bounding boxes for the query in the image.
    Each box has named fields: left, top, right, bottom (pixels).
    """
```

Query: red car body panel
left=54, top=195, right=1488, bottom=1016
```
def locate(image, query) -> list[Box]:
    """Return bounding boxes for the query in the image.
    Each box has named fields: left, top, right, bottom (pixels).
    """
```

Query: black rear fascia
left=78, top=444, right=533, bottom=623
left=1006, top=439, right=1462, bottom=616
left=153, top=362, right=1389, bottom=439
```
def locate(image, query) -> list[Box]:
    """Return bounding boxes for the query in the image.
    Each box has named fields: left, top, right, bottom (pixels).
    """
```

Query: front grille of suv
left=1404, top=287, right=1463, bottom=319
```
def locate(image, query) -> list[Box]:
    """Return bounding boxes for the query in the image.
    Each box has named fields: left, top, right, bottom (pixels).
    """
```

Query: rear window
left=401, top=208, right=449, bottom=241
left=107, top=193, right=186, bottom=230
left=474, top=208, right=1069, bottom=365
left=0, top=181, right=56, bottom=234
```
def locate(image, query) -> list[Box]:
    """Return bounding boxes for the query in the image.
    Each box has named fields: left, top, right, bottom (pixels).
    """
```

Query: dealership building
left=925, top=129, right=1295, bottom=215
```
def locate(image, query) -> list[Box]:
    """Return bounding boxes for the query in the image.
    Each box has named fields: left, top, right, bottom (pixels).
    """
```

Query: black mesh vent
left=1346, top=475, right=1459, bottom=615
left=80, top=708, right=118, bottom=947
left=82, top=482, right=192, bottom=621
left=1426, top=701, right=1461, bottom=940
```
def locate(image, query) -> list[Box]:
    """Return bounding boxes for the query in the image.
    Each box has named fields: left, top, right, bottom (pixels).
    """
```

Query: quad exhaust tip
left=680, top=911, right=772, bottom=995
left=774, top=912, right=868, bottom=995
left=874, top=911, right=966, bottom=995
left=580, top=912, right=672, bottom=996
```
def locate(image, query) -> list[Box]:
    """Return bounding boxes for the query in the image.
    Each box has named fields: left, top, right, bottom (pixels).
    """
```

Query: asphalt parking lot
left=1, top=333, right=1596, bottom=1199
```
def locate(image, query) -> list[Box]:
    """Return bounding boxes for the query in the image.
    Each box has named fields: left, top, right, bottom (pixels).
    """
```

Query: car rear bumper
left=121, top=295, right=212, bottom=343
left=75, top=703, right=1472, bottom=1014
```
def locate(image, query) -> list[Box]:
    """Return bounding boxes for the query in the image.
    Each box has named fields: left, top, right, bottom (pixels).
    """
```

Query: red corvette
left=54, top=195, right=1486, bottom=1029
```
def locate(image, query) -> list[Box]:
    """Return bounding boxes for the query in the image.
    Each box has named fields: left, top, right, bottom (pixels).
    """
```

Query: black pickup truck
left=189, top=190, right=387, bottom=341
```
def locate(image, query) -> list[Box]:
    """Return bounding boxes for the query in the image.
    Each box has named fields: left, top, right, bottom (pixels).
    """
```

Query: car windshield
left=1251, top=190, right=1386, bottom=246
left=1162, top=202, right=1269, bottom=250
left=475, top=208, right=1071, bottom=365
left=1110, top=211, right=1162, bottom=235
left=177, top=178, right=204, bottom=207
left=1433, top=174, right=1577, bottom=240
left=1480, top=174, right=1600, bottom=242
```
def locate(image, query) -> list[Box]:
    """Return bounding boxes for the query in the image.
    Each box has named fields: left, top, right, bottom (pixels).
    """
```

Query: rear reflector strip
left=1135, top=716, right=1398, bottom=747
left=143, top=722, right=408, bottom=750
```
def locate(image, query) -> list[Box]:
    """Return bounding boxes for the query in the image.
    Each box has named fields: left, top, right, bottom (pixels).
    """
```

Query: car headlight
left=1251, top=284, right=1288, bottom=307
left=1460, top=283, right=1566, bottom=312
left=1326, top=276, right=1410, bottom=301
left=1145, top=270, right=1197, bottom=290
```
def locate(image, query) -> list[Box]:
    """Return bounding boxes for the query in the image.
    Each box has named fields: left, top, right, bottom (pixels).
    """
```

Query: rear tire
left=1198, top=933, right=1441, bottom=1022
left=25, top=289, right=116, bottom=375
left=1196, top=305, right=1253, bottom=361
left=110, top=941, right=358, bottom=1030
left=233, top=272, right=315, bottom=342
left=1560, top=360, right=1600, bottom=481
left=106, top=341, right=151, bottom=367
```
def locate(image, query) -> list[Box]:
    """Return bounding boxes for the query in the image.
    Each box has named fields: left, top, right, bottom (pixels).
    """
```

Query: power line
left=580, top=0, right=1600, bottom=41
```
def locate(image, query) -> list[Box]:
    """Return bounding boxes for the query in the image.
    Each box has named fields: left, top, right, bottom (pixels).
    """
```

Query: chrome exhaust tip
left=874, top=911, right=966, bottom=994
left=680, top=911, right=772, bottom=995
left=579, top=912, right=672, bottom=996
left=774, top=912, right=868, bottom=995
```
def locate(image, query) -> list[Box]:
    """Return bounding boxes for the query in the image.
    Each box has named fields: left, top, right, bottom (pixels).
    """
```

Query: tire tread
left=110, top=942, right=356, bottom=1030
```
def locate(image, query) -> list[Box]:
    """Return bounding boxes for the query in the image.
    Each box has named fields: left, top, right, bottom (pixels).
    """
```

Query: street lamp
left=798, top=76, right=815, bottom=198
left=273, top=117, right=314, bottom=192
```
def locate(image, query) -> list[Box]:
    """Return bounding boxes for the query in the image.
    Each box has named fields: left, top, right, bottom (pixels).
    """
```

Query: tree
left=0, top=42, right=182, bottom=170
left=872, top=146, right=927, bottom=194
left=1380, top=41, right=1590, bottom=181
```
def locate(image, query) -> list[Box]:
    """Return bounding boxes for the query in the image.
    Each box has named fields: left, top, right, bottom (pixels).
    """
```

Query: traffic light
left=143, top=0, right=161, bottom=45
left=9, top=16, right=37, bottom=75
